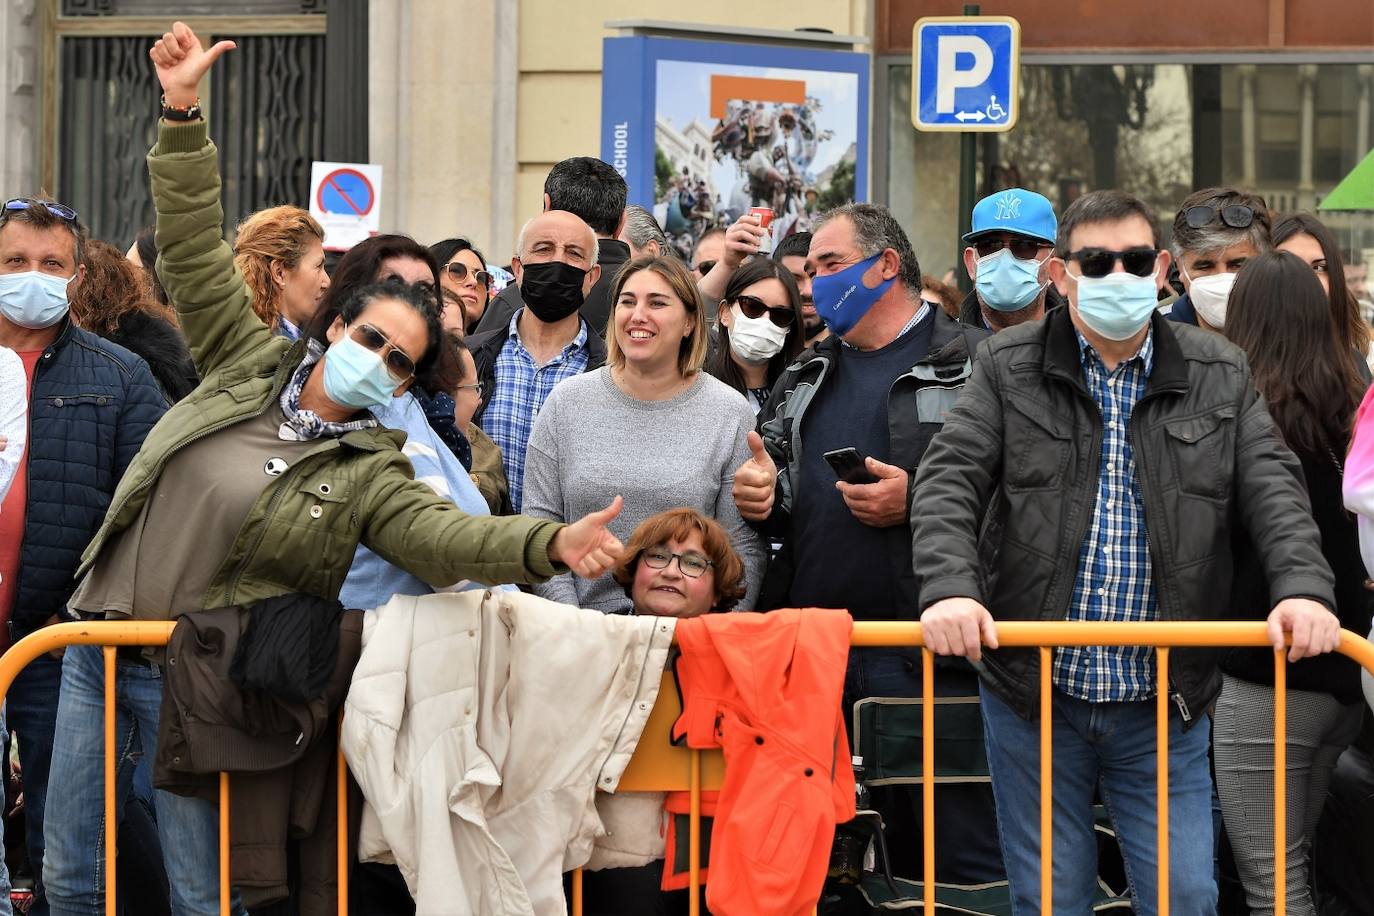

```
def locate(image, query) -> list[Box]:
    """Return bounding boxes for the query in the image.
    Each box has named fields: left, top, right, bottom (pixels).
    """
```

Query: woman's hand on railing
left=149, top=21, right=236, bottom=109
left=920, top=597, right=999, bottom=663
left=1266, top=597, right=1340, bottom=661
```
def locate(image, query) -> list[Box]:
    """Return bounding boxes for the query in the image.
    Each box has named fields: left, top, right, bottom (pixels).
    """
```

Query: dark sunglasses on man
left=1183, top=204, right=1256, bottom=230
left=348, top=323, right=416, bottom=382
left=730, top=294, right=795, bottom=328
left=443, top=261, right=493, bottom=289
left=1065, top=247, right=1160, bottom=279
left=973, top=237, right=1052, bottom=260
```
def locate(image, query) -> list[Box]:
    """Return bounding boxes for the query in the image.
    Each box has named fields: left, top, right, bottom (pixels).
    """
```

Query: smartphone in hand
left=823, top=447, right=879, bottom=485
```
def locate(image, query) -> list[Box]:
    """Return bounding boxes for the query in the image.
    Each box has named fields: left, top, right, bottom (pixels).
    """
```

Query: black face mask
left=520, top=260, right=588, bottom=323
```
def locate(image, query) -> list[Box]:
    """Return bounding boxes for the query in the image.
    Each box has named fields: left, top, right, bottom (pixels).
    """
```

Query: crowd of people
left=1, top=19, right=1374, bottom=916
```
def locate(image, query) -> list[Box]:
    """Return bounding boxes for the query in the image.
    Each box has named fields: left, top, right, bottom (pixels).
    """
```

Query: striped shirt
left=482, top=310, right=591, bottom=513
left=1053, top=329, right=1158, bottom=703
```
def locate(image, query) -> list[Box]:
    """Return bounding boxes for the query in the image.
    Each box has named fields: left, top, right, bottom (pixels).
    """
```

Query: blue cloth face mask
left=974, top=248, right=1047, bottom=312
left=811, top=253, right=895, bottom=336
left=1067, top=268, right=1160, bottom=341
left=322, top=329, right=400, bottom=410
left=0, top=270, right=74, bottom=329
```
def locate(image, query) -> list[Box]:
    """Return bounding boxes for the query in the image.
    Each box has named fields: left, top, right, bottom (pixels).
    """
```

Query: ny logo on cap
left=995, top=192, right=1021, bottom=221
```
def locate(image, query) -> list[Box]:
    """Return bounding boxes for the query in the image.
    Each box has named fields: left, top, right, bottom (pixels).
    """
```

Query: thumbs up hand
left=549, top=496, right=626, bottom=579
left=733, top=431, right=777, bottom=522
left=149, top=21, right=236, bottom=108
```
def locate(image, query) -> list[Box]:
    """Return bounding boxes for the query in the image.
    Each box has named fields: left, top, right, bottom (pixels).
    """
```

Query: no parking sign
left=309, top=161, right=384, bottom=251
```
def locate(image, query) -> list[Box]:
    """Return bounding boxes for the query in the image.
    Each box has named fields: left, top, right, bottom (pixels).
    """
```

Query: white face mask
left=727, top=304, right=789, bottom=364
left=1182, top=266, right=1237, bottom=329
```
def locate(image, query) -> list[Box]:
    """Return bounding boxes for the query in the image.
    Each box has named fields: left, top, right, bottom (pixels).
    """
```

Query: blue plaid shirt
left=1052, top=330, right=1158, bottom=703
left=482, top=309, right=591, bottom=513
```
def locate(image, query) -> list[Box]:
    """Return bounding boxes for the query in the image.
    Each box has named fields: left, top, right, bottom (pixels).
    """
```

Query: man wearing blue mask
left=731, top=203, right=1002, bottom=887
left=0, top=197, right=167, bottom=914
left=912, top=189, right=1341, bottom=916
left=960, top=188, right=1063, bottom=332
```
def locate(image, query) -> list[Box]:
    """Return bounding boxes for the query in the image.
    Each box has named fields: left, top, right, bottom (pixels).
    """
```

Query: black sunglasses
left=349, top=323, right=417, bottom=382
left=1066, top=247, right=1160, bottom=279
left=973, top=237, right=1051, bottom=260
left=1183, top=204, right=1255, bottom=230
left=695, top=259, right=717, bottom=277
left=4, top=199, right=79, bottom=223
left=732, top=294, right=795, bottom=328
left=443, top=261, right=493, bottom=289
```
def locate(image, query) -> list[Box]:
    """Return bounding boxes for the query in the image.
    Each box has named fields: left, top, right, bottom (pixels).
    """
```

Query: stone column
left=1358, top=64, right=1372, bottom=162
left=1297, top=64, right=1318, bottom=211
left=0, top=0, right=40, bottom=198
left=1237, top=64, right=1257, bottom=188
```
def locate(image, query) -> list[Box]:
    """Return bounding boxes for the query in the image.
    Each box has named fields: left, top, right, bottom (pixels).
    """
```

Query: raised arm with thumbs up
left=548, top=496, right=627, bottom=579
left=732, top=430, right=778, bottom=523
left=149, top=21, right=237, bottom=110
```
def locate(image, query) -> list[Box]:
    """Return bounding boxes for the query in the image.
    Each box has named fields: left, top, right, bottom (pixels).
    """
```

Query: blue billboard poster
left=602, top=37, right=869, bottom=259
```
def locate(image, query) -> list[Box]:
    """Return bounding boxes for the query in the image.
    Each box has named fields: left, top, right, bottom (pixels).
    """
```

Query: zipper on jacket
left=1168, top=675, right=1193, bottom=723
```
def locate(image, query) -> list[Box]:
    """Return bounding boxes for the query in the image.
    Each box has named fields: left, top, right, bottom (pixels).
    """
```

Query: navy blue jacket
left=1165, top=291, right=1199, bottom=326
left=12, top=318, right=168, bottom=637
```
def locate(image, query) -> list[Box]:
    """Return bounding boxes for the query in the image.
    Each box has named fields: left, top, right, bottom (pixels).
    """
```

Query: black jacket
left=466, top=316, right=608, bottom=428
left=958, top=285, right=1066, bottom=330
left=911, top=308, right=1336, bottom=723
left=472, top=238, right=632, bottom=338
left=104, top=310, right=199, bottom=402
left=754, top=309, right=989, bottom=613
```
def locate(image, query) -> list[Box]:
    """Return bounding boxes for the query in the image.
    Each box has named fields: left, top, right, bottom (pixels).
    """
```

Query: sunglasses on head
left=349, top=323, right=417, bottom=382
left=732, top=294, right=795, bottom=328
left=443, top=261, right=492, bottom=289
left=4, top=199, right=79, bottom=223
left=695, top=260, right=717, bottom=277
left=973, top=237, right=1051, bottom=260
left=1066, top=247, right=1160, bottom=278
left=1183, top=204, right=1255, bottom=230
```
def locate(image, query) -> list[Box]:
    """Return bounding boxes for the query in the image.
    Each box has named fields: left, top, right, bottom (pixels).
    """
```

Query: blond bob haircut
left=611, top=508, right=747, bottom=611
left=233, top=205, right=325, bottom=328
left=605, top=255, right=710, bottom=377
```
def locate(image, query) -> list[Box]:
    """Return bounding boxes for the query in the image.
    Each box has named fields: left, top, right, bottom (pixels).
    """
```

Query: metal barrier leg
left=1156, top=648, right=1170, bottom=916
left=922, top=648, right=935, bottom=916
left=220, top=772, right=231, bottom=916
left=689, top=749, right=701, bottom=916
left=571, top=867, right=583, bottom=916
left=338, top=737, right=349, bottom=916
left=1038, top=647, right=1052, bottom=916
left=1274, top=651, right=1287, bottom=916
left=104, top=646, right=117, bottom=916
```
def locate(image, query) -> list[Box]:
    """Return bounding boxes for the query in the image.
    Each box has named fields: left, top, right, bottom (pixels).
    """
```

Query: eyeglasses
left=973, top=237, right=1051, bottom=260
left=348, top=323, right=417, bottom=382
left=3, top=199, right=79, bottom=223
left=1066, top=247, right=1160, bottom=278
left=455, top=381, right=483, bottom=399
left=641, top=547, right=713, bottom=578
left=1183, top=204, right=1256, bottom=230
left=732, top=294, right=795, bottom=328
left=695, top=260, right=717, bottom=277
left=443, top=261, right=493, bottom=289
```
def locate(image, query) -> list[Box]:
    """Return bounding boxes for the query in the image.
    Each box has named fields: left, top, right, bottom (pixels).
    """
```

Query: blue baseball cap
left=963, top=188, right=1057, bottom=246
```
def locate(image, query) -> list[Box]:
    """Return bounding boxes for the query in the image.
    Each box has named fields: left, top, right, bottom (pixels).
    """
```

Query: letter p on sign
left=936, top=36, right=993, bottom=114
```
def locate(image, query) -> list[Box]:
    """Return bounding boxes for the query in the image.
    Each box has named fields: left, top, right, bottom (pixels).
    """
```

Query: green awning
left=1320, top=148, right=1374, bottom=212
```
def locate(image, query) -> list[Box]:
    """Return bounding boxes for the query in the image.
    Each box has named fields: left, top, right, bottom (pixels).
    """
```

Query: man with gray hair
left=730, top=203, right=1000, bottom=885
left=618, top=204, right=668, bottom=259
left=1163, top=187, right=1271, bottom=331
left=467, top=209, right=605, bottom=513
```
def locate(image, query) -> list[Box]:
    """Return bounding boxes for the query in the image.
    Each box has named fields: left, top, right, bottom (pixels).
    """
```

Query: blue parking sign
left=912, top=17, right=1020, bottom=132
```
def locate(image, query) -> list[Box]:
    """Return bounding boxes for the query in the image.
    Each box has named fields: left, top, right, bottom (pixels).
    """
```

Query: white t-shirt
left=0, top=347, right=26, bottom=505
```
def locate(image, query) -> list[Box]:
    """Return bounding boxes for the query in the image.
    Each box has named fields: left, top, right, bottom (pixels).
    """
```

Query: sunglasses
left=1183, top=204, right=1256, bottom=230
left=4, top=199, right=79, bottom=223
left=349, top=323, right=416, bottom=382
left=443, top=261, right=493, bottom=289
left=732, top=294, right=795, bottom=328
left=973, top=237, right=1051, bottom=260
left=695, top=260, right=717, bottom=277
left=642, top=547, right=713, bottom=578
left=1066, top=247, right=1160, bottom=279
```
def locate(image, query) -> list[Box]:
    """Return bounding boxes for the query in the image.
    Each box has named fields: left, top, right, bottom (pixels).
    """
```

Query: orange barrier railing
left=1, top=620, right=1370, bottom=916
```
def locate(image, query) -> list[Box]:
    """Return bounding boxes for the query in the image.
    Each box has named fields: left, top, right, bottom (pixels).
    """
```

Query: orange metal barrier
left=1, top=620, right=1370, bottom=916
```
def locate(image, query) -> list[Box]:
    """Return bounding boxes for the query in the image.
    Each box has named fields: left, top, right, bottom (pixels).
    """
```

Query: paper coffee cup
left=750, top=206, right=774, bottom=253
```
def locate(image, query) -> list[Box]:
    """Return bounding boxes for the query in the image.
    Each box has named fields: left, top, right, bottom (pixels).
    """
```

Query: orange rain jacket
left=671, top=608, right=856, bottom=916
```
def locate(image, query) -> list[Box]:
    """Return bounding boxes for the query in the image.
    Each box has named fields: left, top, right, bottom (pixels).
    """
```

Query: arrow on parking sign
left=955, top=111, right=987, bottom=122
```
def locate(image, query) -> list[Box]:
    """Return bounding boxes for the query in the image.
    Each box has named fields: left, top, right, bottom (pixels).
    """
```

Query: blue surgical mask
left=812, top=253, right=895, bottom=336
left=322, top=330, right=399, bottom=410
left=0, top=270, right=74, bottom=329
left=974, top=249, right=1047, bottom=312
left=1067, top=268, right=1160, bottom=341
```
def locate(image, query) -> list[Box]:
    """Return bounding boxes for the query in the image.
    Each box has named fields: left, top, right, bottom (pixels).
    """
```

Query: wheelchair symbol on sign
left=985, top=95, right=1007, bottom=122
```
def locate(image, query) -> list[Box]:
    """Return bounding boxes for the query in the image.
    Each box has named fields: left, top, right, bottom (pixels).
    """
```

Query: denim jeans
left=842, top=648, right=1006, bottom=885
left=980, top=683, right=1217, bottom=916
left=43, top=644, right=240, bottom=916
left=9, top=653, right=62, bottom=916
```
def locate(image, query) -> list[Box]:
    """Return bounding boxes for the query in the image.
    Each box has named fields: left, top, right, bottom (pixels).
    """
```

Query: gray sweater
left=523, top=367, right=764, bottom=613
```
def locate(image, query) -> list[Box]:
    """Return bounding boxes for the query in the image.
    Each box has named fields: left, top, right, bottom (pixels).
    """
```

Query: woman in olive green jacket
left=42, top=23, right=625, bottom=916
